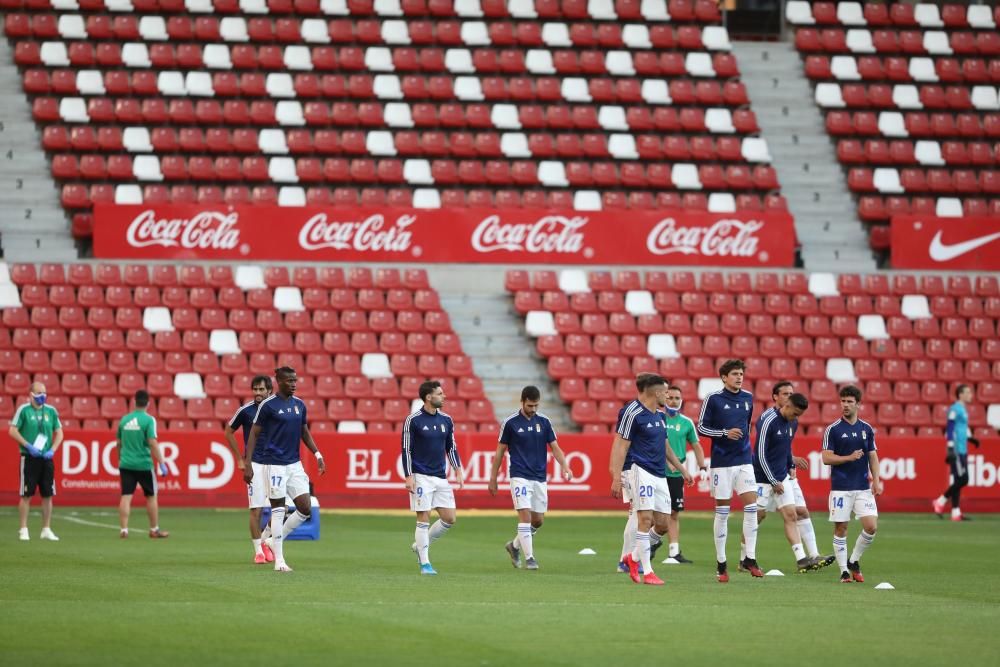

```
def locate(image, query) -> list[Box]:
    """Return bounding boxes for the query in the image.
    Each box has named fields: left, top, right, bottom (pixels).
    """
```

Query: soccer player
left=224, top=375, right=274, bottom=563
left=933, top=384, right=980, bottom=521
left=610, top=375, right=693, bottom=586
left=488, top=386, right=573, bottom=570
left=822, top=385, right=882, bottom=584
left=744, top=381, right=832, bottom=569
left=243, top=367, right=326, bottom=573
left=115, top=390, right=169, bottom=539
left=750, top=392, right=819, bottom=572
left=9, top=381, right=63, bottom=541
left=404, top=380, right=464, bottom=575
left=652, top=384, right=706, bottom=564
left=617, top=372, right=658, bottom=572
left=697, top=359, right=761, bottom=582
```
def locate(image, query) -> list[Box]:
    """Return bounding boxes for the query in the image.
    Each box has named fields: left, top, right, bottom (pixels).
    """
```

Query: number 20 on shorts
left=637, top=485, right=654, bottom=498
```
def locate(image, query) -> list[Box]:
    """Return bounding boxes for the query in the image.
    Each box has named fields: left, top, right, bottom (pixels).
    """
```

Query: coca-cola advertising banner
left=891, top=214, right=1000, bottom=270
left=4, top=431, right=998, bottom=513
left=92, top=204, right=796, bottom=266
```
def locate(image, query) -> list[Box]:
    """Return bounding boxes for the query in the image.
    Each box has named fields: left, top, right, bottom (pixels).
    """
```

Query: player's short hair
left=134, top=389, right=149, bottom=408
left=634, top=372, right=657, bottom=392
left=788, top=393, right=809, bottom=411
left=772, top=380, right=793, bottom=398
left=521, top=385, right=541, bottom=402
left=955, top=383, right=970, bottom=399
left=667, top=385, right=683, bottom=394
left=839, top=385, right=863, bottom=403
left=419, top=380, right=441, bottom=401
left=251, top=375, right=273, bottom=391
left=719, top=359, right=746, bottom=377
left=641, top=375, right=667, bottom=392
left=275, top=366, right=296, bottom=379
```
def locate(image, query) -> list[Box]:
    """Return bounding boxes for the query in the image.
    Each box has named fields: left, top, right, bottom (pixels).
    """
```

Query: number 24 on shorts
left=513, top=485, right=528, bottom=498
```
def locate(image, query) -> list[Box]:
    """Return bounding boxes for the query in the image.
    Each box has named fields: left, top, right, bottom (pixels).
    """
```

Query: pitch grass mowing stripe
left=2, top=510, right=998, bottom=667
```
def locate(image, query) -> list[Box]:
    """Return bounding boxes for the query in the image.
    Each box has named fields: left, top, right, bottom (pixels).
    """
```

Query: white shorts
left=409, top=473, right=456, bottom=512
left=828, top=490, right=879, bottom=522
left=711, top=464, right=756, bottom=500
left=756, top=476, right=797, bottom=512
left=263, top=461, right=310, bottom=501
left=788, top=476, right=806, bottom=508
left=631, top=464, right=671, bottom=514
left=248, top=462, right=268, bottom=509
left=620, top=468, right=635, bottom=505
left=509, top=478, right=548, bottom=513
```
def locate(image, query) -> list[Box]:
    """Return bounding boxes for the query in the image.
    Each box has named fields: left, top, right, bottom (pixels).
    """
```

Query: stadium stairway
left=0, top=37, right=75, bottom=262
left=429, top=264, right=573, bottom=432
left=733, top=40, right=875, bottom=273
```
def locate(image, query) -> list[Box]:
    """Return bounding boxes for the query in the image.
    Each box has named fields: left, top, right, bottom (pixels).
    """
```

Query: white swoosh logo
left=928, top=230, right=1000, bottom=262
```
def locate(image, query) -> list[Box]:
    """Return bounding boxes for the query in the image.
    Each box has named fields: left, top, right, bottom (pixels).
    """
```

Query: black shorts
left=20, top=455, right=55, bottom=498
left=667, top=476, right=685, bottom=513
left=120, top=468, right=156, bottom=497
left=950, top=453, right=969, bottom=481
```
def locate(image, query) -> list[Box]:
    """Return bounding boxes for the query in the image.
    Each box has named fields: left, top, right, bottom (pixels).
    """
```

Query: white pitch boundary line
left=58, top=515, right=120, bottom=530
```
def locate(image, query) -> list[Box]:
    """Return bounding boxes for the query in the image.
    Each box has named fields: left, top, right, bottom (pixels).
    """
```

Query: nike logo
left=928, top=230, right=1000, bottom=262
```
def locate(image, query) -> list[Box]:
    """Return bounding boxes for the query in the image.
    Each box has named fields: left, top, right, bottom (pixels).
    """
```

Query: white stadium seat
left=837, top=2, right=866, bottom=25
left=624, top=291, right=656, bottom=317
left=273, top=286, right=305, bottom=312
left=808, top=272, right=839, bottom=298
left=647, top=334, right=679, bottom=359
left=174, top=373, right=206, bottom=400
left=878, top=112, right=907, bottom=137
left=831, top=55, right=861, bottom=81
left=914, top=140, right=944, bottom=166
left=412, top=188, right=441, bottom=209
left=361, top=353, right=393, bottom=379
left=143, top=306, right=174, bottom=333
left=367, top=131, right=397, bottom=156
left=525, top=311, right=557, bottom=337
left=846, top=29, right=875, bottom=53
left=542, top=22, right=572, bottom=47
left=901, top=294, right=931, bottom=320
left=873, top=168, right=904, bottom=194
left=114, top=184, right=142, bottom=204
left=826, top=359, right=858, bottom=384
left=234, top=265, right=266, bottom=290
left=573, top=190, right=601, bottom=211
left=403, top=159, right=433, bottom=185
left=133, top=155, right=163, bottom=181
left=278, top=187, right=305, bottom=207
left=785, top=1, right=814, bottom=25
left=208, top=329, right=240, bottom=355
left=815, top=83, right=845, bottom=108
left=538, top=161, right=568, bottom=187
left=707, top=108, right=737, bottom=135
left=268, top=157, right=298, bottom=183
left=559, top=269, right=590, bottom=294
left=672, top=163, right=702, bottom=189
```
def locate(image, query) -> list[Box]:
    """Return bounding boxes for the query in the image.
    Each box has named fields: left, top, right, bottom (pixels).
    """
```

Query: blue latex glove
left=25, top=445, right=43, bottom=458
left=42, top=449, right=55, bottom=460
left=158, top=462, right=169, bottom=476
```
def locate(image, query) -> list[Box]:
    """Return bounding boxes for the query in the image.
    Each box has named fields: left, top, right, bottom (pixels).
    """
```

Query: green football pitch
left=3, top=508, right=998, bottom=666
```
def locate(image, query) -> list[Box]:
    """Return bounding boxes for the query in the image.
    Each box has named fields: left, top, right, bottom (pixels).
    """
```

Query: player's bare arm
left=868, top=451, right=883, bottom=496
left=608, top=435, right=630, bottom=497
left=549, top=441, right=573, bottom=481
left=223, top=424, right=245, bottom=470
left=488, top=443, right=506, bottom=496
left=405, top=475, right=416, bottom=493
left=664, top=445, right=693, bottom=486
left=822, top=448, right=865, bottom=465
left=301, top=424, right=325, bottom=475
left=243, top=424, right=262, bottom=483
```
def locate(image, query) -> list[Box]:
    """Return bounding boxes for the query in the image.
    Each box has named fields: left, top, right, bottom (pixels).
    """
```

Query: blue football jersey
left=251, top=394, right=306, bottom=465
left=822, top=418, right=877, bottom=491
left=228, top=400, right=257, bottom=450
left=402, top=408, right=461, bottom=479
left=499, top=411, right=557, bottom=483
left=752, top=407, right=798, bottom=485
left=698, top=388, right=754, bottom=467
left=617, top=400, right=667, bottom=478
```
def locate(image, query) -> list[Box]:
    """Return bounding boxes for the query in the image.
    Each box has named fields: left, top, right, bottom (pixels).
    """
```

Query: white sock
left=648, top=528, right=664, bottom=546
left=714, top=507, right=729, bottom=563
left=428, top=519, right=452, bottom=543
left=850, top=530, right=874, bottom=563
left=261, top=524, right=271, bottom=541
left=833, top=535, right=849, bottom=573
left=936, top=494, right=947, bottom=505
left=415, top=522, right=430, bottom=565
left=797, top=518, right=819, bottom=558
left=632, top=532, right=652, bottom=575
left=252, top=538, right=262, bottom=556
left=742, top=504, right=758, bottom=560
left=270, top=507, right=286, bottom=565
left=282, top=510, right=309, bottom=538
left=668, top=542, right=679, bottom=558
left=792, top=543, right=806, bottom=561
left=740, top=543, right=746, bottom=561
left=517, top=523, right=533, bottom=559
left=951, top=507, right=961, bottom=518
left=150, top=526, right=158, bottom=532
left=621, top=511, right=637, bottom=560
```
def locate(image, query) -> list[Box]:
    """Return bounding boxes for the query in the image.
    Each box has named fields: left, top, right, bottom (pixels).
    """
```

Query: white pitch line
left=58, top=515, right=120, bottom=530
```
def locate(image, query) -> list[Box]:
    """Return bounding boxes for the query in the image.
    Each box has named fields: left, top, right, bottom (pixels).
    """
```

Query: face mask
left=666, top=400, right=682, bottom=417
left=31, top=393, right=46, bottom=406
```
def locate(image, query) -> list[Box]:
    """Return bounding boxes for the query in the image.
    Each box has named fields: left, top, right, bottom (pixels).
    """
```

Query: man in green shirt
left=115, top=390, right=169, bottom=539
left=8, top=382, right=64, bottom=541
left=653, top=385, right=707, bottom=564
